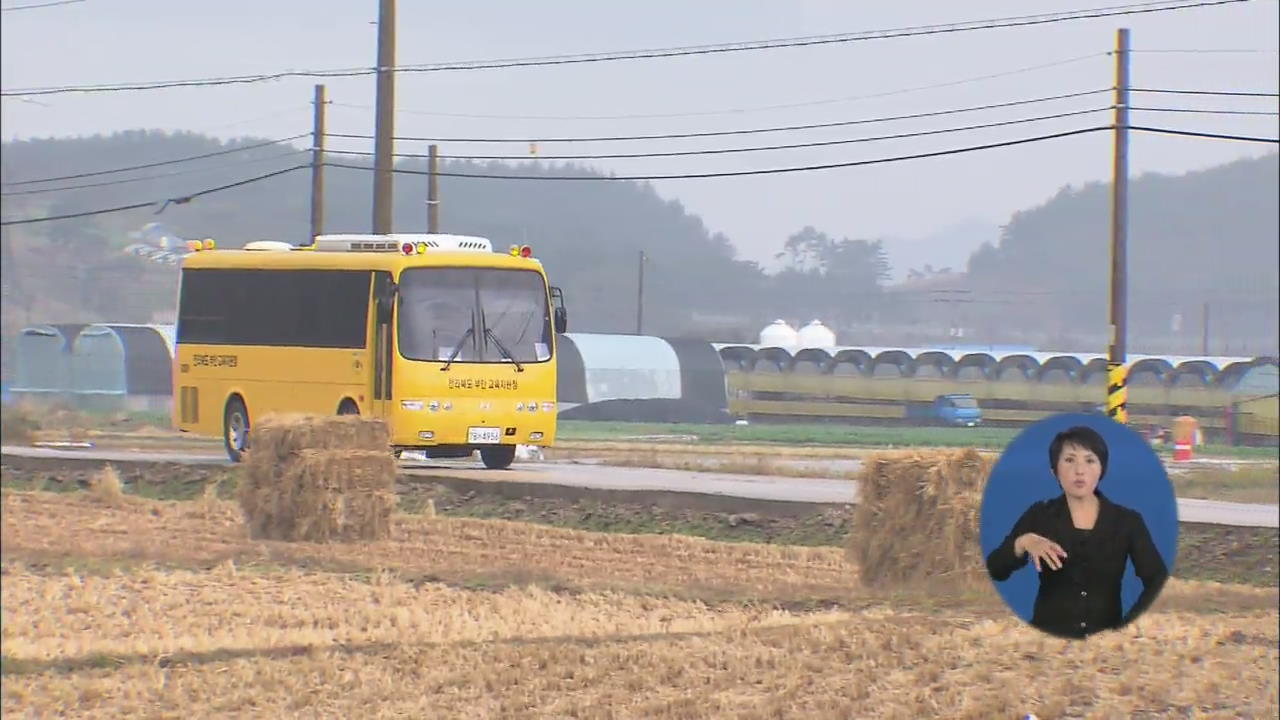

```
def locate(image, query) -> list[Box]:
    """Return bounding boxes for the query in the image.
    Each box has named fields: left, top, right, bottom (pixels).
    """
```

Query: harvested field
left=2, top=456, right=1276, bottom=586
left=2, top=488, right=1278, bottom=718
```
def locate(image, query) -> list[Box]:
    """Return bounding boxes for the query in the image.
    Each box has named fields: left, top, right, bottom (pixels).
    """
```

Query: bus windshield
left=397, top=267, right=552, bottom=364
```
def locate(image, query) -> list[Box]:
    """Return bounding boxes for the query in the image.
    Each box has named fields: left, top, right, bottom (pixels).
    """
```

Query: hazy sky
left=3, top=0, right=1277, bottom=267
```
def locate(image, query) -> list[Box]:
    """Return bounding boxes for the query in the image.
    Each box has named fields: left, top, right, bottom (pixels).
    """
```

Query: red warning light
left=401, top=242, right=415, bottom=255
left=519, top=245, right=533, bottom=258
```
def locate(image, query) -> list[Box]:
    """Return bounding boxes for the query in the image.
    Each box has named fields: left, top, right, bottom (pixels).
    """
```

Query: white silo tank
left=797, top=319, right=837, bottom=348
left=759, top=319, right=799, bottom=347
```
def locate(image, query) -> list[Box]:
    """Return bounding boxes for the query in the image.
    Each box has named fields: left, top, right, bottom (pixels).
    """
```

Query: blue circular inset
left=979, top=412, right=1179, bottom=636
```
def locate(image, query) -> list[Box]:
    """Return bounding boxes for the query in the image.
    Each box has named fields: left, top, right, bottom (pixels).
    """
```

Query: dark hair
left=1049, top=425, right=1109, bottom=482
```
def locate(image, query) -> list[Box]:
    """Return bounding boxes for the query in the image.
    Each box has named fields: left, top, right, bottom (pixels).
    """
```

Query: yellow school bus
left=172, top=233, right=567, bottom=467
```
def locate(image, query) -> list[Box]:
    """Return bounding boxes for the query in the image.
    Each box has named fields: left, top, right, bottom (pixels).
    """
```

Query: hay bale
left=249, top=413, right=390, bottom=461
left=847, top=448, right=995, bottom=591
left=239, top=414, right=396, bottom=543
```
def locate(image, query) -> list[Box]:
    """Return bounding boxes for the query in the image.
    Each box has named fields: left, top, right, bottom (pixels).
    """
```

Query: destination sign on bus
left=447, top=378, right=519, bottom=391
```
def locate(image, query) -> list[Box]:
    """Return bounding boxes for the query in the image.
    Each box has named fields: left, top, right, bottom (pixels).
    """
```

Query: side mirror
left=375, top=281, right=397, bottom=322
left=550, top=286, right=567, bottom=334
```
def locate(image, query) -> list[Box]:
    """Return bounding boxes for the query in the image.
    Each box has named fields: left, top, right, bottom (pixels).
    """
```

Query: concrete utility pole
left=427, top=144, right=440, bottom=233
left=371, top=0, right=396, bottom=235
left=309, top=83, right=326, bottom=243
left=1107, top=27, right=1131, bottom=424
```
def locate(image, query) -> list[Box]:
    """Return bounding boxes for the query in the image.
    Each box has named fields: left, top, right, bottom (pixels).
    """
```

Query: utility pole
left=427, top=144, right=440, bottom=233
left=371, top=0, right=396, bottom=235
left=636, top=250, right=646, bottom=335
left=1106, top=27, right=1131, bottom=424
left=309, top=83, right=326, bottom=243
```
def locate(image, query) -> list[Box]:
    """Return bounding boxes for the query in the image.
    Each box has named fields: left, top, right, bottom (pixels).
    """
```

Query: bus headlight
left=401, top=400, right=424, bottom=411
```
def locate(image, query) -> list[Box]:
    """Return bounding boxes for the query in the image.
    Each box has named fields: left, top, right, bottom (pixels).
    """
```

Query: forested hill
left=2, top=131, right=1275, bottom=355
left=0, top=130, right=768, bottom=336
left=964, top=152, right=1278, bottom=351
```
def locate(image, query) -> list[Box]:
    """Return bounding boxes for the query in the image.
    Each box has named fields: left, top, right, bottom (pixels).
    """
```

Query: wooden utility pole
left=427, top=144, right=440, bottom=233
left=1106, top=27, right=1131, bottom=424
left=636, top=250, right=646, bottom=335
left=371, top=0, right=396, bottom=235
left=309, top=83, right=326, bottom=243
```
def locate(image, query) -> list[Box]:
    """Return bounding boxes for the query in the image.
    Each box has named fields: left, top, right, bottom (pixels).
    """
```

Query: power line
left=327, top=90, right=1109, bottom=145
left=1128, top=126, right=1280, bottom=143
left=5, top=123, right=1268, bottom=225
left=1128, top=48, right=1280, bottom=54
left=0, top=200, right=153, bottom=225
left=1, top=134, right=308, bottom=186
left=1130, top=106, right=1280, bottom=116
left=328, top=107, right=1111, bottom=161
left=0, top=149, right=310, bottom=196
left=1, top=0, right=84, bottom=11
left=329, top=53, right=1108, bottom=122
left=1132, top=88, right=1280, bottom=97
left=325, top=126, right=1111, bottom=181
left=0, top=0, right=1246, bottom=97
left=0, top=165, right=308, bottom=226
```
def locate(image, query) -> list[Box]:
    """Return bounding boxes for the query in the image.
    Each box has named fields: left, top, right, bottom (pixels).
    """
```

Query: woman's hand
left=1015, top=533, right=1068, bottom=572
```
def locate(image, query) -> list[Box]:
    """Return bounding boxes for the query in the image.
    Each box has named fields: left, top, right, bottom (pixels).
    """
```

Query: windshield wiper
left=440, top=325, right=475, bottom=372
left=485, top=327, right=524, bottom=372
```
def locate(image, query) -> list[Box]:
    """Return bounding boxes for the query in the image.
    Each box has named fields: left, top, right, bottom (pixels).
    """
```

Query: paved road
left=3, top=445, right=1276, bottom=528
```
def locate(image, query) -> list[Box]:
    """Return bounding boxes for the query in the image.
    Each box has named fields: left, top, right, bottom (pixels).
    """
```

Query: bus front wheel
left=479, top=445, right=516, bottom=470
left=223, top=396, right=250, bottom=464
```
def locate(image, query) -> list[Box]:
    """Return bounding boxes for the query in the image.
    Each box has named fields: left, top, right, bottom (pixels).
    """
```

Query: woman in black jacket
left=986, top=425, right=1169, bottom=639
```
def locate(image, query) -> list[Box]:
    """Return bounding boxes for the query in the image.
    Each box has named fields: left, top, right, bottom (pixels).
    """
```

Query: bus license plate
left=468, top=427, right=502, bottom=444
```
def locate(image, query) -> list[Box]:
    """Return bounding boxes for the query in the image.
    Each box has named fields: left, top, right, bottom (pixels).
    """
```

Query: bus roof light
left=509, top=244, right=520, bottom=256
left=203, top=238, right=216, bottom=250
left=401, top=242, right=415, bottom=255
left=415, top=241, right=428, bottom=254
left=520, top=245, right=532, bottom=258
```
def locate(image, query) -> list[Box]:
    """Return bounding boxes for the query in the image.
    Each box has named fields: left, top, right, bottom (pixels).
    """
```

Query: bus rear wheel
left=223, top=396, right=250, bottom=464
left=479, top=445, right=516, bottom=470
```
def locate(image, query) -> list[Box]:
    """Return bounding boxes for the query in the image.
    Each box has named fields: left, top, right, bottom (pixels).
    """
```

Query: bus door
left=371, top=271, right=396, bottom=420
